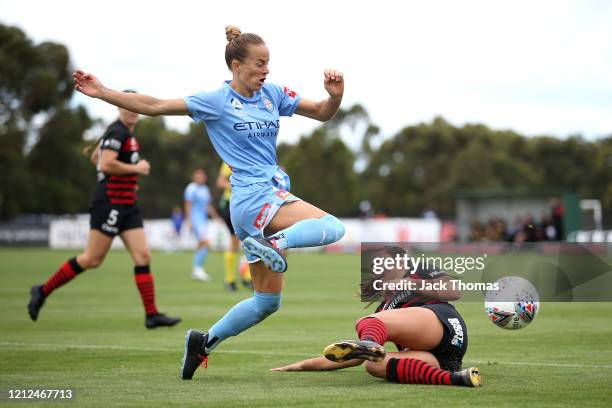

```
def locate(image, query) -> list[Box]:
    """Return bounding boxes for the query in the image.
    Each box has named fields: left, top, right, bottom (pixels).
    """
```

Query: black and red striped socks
left=356, top=317, right=388, bottom=345
left=42, top=257, right=84, bottom=296
left=387, top=357, right=464, bottom=386
left=134, top=265, right=158, bottom=316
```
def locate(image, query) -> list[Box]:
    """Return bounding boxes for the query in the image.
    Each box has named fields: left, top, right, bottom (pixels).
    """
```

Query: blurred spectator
left=551, top=198, right=565, bottom=240
left=468, top=208, right=564, bottom=243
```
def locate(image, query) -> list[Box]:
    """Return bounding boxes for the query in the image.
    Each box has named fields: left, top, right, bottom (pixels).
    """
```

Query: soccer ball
left=484, top=276, right=540, bottom=330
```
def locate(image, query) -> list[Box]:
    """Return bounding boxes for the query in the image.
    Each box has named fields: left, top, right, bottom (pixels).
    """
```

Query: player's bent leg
left=28, top=230, right=112, bottom=321
left=242, top=201, right=345, bottom=273
left=364, top=350, right=441, bottom=379
left=76, top=229, right=114, bottom=269
left=367, top=307, right=444, bottom=351
left=368, top=351, right=481, bottom=387
left=266, top=201, right=345, bottom=250
left=121, top=228, right=181, bottom=329
left=181, top=262, right=283, bottom=380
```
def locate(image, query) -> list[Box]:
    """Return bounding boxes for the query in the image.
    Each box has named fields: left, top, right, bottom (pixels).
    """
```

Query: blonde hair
left=224, top=25, right=265, bottom=69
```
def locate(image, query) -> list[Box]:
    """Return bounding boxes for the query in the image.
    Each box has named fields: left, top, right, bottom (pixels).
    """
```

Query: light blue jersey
left=184, top=81, right=301, bottom=242
left=184, top=81, right=300, bottom=186
left=184, top=182, right=211, bottom=241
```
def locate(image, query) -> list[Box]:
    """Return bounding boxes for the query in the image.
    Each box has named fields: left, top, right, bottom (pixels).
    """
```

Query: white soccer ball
left=484, top=276, right=540, bottom=330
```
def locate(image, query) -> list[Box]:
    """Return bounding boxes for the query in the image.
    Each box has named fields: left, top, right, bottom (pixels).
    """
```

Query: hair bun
left=225, top=25, right=242, bottom=43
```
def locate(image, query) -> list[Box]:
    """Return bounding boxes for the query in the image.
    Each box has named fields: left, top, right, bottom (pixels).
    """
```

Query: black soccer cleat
left=451, top=367, right=481, bottom=387
left=323, top=339, right=386, bottom=363
left=242, top=237, right=287, bottom=273
left=28, top=285, right=46, bottom=321
left=224, top=282, right=238, bottom=292
left=181, top=330, right=209, bottom=380
left=145, top=313, right=181, bottom=329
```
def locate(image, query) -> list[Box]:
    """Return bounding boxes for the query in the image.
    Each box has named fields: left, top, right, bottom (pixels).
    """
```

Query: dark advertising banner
left=0, top=223, right=49, bottom=246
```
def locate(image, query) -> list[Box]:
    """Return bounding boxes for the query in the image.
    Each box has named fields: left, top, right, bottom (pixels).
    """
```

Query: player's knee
left=355, top=315, right=376, bottom=329
left=80, top=254, right=104, bottom=269
left=364, top=360, right=387, bottom=379
left=254, top=292, right=281, bottom=318
left=135, top=251, right=151, bottom=265
left=321, top=214, right=345, bottom=243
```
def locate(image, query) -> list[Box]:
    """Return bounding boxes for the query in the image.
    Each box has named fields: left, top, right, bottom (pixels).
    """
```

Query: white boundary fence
left=567, top=230, right=612, bottom=243
left=49, top=216, right=442, bottom=251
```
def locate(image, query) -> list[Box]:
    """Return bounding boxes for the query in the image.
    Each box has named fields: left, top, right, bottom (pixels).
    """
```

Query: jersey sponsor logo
left=448, top=317, right=464, bottom=348
left=101, top=223, right=119, bottom=234
left=283, top=87, right=297, bottom=98
left=233, top=120, right=280, bottom=131
left=263, top=98, right=274, bottom=112
left=130, top=152, right=140, bottom=163
left=104, top=138, right=122, bottom=150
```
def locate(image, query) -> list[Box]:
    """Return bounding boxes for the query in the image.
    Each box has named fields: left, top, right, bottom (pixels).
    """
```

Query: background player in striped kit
left=184, top=168, right=220, bottom=281
left=27, top=97, right=181, bottom=329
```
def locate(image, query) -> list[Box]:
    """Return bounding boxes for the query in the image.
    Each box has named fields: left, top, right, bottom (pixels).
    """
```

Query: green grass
left=1, top=249, right=611, bottom=407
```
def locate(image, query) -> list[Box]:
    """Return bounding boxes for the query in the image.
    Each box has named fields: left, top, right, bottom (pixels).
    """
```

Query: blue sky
left=2, top=0, right=611, bottom=142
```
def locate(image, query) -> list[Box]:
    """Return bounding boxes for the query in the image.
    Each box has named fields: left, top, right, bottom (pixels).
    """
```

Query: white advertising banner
left=50, top=217, right=441, bottom=251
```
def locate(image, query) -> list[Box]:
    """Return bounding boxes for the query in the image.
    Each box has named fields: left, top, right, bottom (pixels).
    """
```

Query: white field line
left=2, top=341, right=612, bottom=369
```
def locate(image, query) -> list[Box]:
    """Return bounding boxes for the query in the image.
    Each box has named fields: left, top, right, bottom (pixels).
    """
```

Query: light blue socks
left=269, top=214, right=345, bottom=250
left=205, top=291, right=281, bottom=352
left=193, top=247, right=209, bottom=267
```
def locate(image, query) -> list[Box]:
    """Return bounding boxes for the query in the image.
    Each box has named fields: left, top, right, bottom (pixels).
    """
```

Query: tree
left=278, top=127, right=359, bottom=216
left=0, top=23, right=82, bottom=219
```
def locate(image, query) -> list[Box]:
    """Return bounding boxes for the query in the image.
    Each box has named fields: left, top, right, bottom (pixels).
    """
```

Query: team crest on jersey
left=263, top=98, right=274, bottom=112
left=122, top=137, right=140, bottom=152
left=283, top=87, right=297, bottom=98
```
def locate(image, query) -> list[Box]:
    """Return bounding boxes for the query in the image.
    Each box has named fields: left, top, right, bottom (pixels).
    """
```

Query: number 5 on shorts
left=107, top=209, right=119, bottom=226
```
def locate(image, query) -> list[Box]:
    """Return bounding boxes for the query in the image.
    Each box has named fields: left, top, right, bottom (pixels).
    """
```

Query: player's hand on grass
left=73, top=70, right=105, bottom=98
left=270, top=361, right=305, bottom=371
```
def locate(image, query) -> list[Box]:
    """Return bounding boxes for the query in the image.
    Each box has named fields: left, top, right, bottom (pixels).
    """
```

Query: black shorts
left=90, top=202, right=143, bottom=237
left=420, top=303, right=468, bottom=372
left=219, top=205, right=235, bottom=235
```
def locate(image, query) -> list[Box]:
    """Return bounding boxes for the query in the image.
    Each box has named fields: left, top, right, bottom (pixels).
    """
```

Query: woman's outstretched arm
left=73, top=70, right=190, bottom=116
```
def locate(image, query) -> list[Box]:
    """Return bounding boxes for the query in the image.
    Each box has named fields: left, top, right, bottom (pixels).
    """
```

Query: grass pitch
left=1, top=249, right=611, bottom=407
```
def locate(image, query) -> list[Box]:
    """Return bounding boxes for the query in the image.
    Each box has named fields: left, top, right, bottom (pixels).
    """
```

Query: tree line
left=2, top=23, right=611, bottom=221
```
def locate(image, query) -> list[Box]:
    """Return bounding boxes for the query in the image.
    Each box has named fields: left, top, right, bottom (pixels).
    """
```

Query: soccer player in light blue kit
left=184, top=169, right=215, bottom=281
left=73, top=24, right=346, bottom=381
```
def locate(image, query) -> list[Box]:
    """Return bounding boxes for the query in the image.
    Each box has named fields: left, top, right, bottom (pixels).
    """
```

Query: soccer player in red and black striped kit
left=27, top=96, right=181, bottom=329
left=271, top=246, right=481, bottom=387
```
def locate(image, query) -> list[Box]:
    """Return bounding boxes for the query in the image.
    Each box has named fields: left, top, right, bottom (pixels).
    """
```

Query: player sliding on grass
left=272, top=246, right=481, bottom=387
left=27, top=94, right=181, bottom=329
left=73, top=25, right=346, bottom=380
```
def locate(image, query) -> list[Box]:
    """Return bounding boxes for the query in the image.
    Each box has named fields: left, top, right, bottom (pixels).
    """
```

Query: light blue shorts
left=191, top=219, right=209, bottom=242
left=230, top=182, right=300, bottom=261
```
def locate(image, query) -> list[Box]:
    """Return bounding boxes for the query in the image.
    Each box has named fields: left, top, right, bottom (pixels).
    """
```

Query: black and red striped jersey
left=375, top=265, right=450, bottom=313
left=91, top=120, right=140, bottom=206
